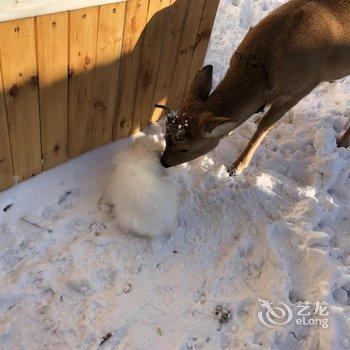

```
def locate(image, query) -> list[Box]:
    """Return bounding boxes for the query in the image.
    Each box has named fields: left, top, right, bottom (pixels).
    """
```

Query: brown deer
left=159, top=0, right=350, bottom=176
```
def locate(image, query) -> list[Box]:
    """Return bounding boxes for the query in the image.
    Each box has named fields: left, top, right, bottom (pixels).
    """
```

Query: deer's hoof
left=228, top=168, right=237, bottom=178
left=228, top=162, right=246, bottom=177
left=228, top=166, right=241, bottom=177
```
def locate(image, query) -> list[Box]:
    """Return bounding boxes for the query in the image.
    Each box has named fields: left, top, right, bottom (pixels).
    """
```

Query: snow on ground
left=1, top=0, right=350, bottom=349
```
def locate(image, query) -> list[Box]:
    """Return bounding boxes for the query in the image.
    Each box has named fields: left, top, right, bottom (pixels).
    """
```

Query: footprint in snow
left=58, top=189, right=81, bottom=209
left=333, top=283, right=350, bottom=306
left=40, top=189, right=81, bottom=222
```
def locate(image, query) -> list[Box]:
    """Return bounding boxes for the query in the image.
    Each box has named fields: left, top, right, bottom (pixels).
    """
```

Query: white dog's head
left=115, top=136, right=164, bottom=173
left=133, top=136, right=163, bottom=157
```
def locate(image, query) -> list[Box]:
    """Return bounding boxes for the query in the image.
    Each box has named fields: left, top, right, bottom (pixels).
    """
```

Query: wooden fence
left=0, top=0, right=219, bottom=191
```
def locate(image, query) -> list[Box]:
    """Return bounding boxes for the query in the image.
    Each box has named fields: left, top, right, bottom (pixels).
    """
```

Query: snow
left=1, top=0, right=350, bottom=349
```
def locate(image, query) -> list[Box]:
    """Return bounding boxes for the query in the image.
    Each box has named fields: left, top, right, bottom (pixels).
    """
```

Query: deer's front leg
left=228, top=101, right=292, bottom=177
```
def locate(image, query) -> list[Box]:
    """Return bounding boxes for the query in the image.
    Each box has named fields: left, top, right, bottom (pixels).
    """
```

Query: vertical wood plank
left=36, top=12, right=69, bottom=170
left=133, top=0, right=171, bottom=132
left=150, top=0, right=190, bottom=123
left=0, top=69, right=13, bottom=191
left=92, top=2, right=125, bottom=149
left=68, top=7, right=99, bottom=158
left=0, top=18, right=42, bottom=182
left=168, top=0, right=206, bottom=108
left=186, top=0, right=220, bottom=90
left=112, top=0, right=150, bottom=140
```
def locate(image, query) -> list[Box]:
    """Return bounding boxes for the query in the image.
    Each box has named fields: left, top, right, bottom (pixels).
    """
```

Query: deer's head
left=159, top=65, right=237, bottom=168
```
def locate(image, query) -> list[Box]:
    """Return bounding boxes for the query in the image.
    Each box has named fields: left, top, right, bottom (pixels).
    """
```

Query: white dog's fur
left=105, top=136, right=178, bottom=238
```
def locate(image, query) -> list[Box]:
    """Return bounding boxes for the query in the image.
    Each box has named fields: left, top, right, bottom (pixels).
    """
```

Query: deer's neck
left=206, top=57, right=269, bottom=125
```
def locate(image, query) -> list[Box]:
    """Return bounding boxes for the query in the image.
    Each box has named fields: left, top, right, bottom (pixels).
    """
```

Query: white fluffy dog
left=105, top=136, right=178, bottom=238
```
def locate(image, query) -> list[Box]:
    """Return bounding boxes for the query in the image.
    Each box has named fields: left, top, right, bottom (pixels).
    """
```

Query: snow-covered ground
left=1, top=0, right=350, bottom=349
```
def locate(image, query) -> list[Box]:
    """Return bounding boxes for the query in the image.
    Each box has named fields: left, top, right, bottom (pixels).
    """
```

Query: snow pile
left=103, top=136, right=178, bottom=238
left=1, top=0, right=350, bottom=349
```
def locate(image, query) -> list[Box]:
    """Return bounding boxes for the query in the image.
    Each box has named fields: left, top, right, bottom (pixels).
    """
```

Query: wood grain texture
left=0, top=68, right=13, bottom=191
left=92, top=2, right=125, bottom=148
left=133, top=0, right=171, bottom=132
left=68, top=7, right=99, bottom=158
left=0, top=18, right=42, bottom=182
left=168, top=0, right=206, bottom=108
left=150, top=0, right=190, bottom=122
left=0, top=0, right=220, bottom=192
left=36, top=12, right=69, bottom=170
left=186, top=0, right=220, bottom=90
left=113, top=0, right=150, bottom=140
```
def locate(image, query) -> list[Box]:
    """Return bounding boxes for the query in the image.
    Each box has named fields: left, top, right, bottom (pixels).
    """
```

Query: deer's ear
left=188, top=65, right=213, bottom=103
left=202, top=116, right=237, bottom=138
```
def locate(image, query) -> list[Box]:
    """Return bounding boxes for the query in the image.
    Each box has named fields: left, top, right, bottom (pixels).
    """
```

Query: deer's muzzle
left=160, top=156, right=170, bottom=168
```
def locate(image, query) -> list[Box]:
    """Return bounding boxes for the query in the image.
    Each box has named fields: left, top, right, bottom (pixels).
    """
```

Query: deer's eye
left=173, top=129, right=186, bottom=142
left=178, top=149, right=188, bottom=153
